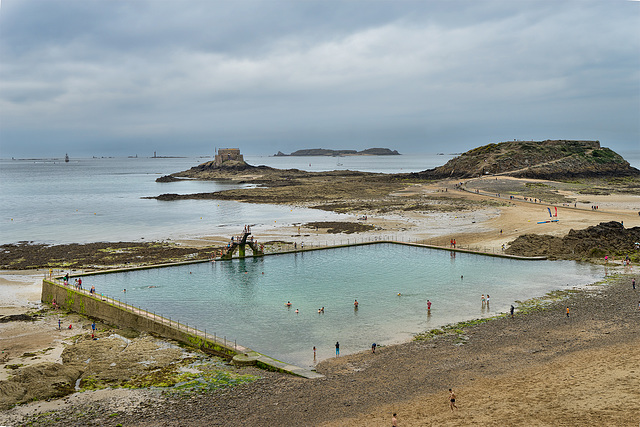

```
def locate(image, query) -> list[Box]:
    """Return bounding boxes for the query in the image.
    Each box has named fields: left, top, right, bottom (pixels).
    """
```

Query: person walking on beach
left=449, top=389, right=458, bottom=411
left=633, top=278, right=636, bottom=290
left=392, top=413, right=398, bottom=426
left=335, top=341, right=340, bottom=357
left=510, top=304, right=515, bottom=318
left=566, top=307, right=570, bottom=318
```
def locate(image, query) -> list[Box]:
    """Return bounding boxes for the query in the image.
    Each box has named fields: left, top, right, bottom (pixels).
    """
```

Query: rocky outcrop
left=505, top=221, right=640, bottom=260
left=155, top=175, right=183, bottom=182
left=404, top=140, right=639, bottom=180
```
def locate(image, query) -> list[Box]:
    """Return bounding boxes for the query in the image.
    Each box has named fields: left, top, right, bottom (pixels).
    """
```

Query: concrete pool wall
left=41, top=278, right=324, bottom=378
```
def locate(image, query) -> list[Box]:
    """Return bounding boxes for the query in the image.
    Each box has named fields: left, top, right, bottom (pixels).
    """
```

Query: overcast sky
left=1, top=0, right=638, bottom=158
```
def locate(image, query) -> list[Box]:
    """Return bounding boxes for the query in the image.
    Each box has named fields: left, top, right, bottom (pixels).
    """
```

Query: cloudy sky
left=1, top=0, right=638, bottom=158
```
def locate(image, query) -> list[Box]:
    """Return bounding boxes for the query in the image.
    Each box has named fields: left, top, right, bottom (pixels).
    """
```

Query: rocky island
left=274, top=147, right=400, bottom=156
left=405, top=139, right=639, bottom=180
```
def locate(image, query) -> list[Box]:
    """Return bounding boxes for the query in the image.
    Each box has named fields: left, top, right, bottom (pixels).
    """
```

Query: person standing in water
left=427, top=300, right=432, bottom=311
left=354, top=299, right=359, bottom=308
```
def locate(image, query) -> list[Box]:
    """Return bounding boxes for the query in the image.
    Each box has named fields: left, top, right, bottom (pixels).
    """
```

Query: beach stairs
left=221, top=231, right=264, bottom=260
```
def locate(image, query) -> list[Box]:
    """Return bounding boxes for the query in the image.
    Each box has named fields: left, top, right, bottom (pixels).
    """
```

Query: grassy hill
left=408, top=140, right=639, bottom=180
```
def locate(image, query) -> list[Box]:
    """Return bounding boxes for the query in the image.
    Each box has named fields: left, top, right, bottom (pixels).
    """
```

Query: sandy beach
left=1, top=175, right=639, bottom=426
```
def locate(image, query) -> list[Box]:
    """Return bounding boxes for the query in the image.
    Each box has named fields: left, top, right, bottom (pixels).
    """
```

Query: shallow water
left=0, top=154, right=453, bottom=245
left=85, top=243, right=603, bottom=367
left=0, top=157, right=348, bottom=244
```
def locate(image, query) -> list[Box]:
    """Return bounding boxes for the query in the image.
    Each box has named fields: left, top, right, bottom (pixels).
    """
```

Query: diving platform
left=221, top=228, right=264, bottom=260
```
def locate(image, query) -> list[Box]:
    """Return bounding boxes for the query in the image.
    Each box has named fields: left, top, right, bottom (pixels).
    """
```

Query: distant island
left=274, top=148, right=400, bottom=156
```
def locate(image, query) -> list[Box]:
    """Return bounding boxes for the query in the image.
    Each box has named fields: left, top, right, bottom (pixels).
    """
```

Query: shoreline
left=2, top=271, right=636, bottom=425
left=1, top=173, right=639, bottom=425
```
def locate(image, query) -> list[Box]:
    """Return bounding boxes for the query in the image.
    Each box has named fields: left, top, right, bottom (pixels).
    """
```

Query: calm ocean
left=0, top=153, right=455, bottom=245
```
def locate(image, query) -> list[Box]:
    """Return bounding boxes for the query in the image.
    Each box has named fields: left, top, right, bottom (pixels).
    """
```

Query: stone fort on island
left=213, top=148, right=244, bottom=167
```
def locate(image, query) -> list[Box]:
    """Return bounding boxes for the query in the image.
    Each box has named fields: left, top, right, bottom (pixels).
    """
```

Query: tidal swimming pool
left=86, top=244, right=603, bottom=367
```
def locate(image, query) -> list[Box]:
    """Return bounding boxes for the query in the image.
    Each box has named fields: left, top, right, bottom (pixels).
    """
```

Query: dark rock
left=506, top=221, right=640, bottom=260
left=155, top=175, right=182, bottom=183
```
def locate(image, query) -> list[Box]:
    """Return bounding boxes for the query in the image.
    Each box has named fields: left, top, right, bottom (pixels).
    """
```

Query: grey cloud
left=0, top=0, right=638, bottom=157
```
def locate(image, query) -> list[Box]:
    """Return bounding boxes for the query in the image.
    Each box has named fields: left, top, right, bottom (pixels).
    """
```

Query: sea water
left=0, top=156, right=343, bottom=244
left=0, top=154, right=452, bottom=245
left=85, top=243, right=603, bottom=367
left=2, top=151, right=638, bottom=245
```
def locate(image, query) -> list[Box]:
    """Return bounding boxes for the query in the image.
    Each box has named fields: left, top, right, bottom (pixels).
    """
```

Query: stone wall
left=41, top=279, right=240, bottom=359
left=214, top=148, right=244, bottom=167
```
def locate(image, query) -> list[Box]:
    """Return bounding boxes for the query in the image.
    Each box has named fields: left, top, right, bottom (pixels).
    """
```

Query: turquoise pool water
left=85, top=244, right=603, bottom=367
